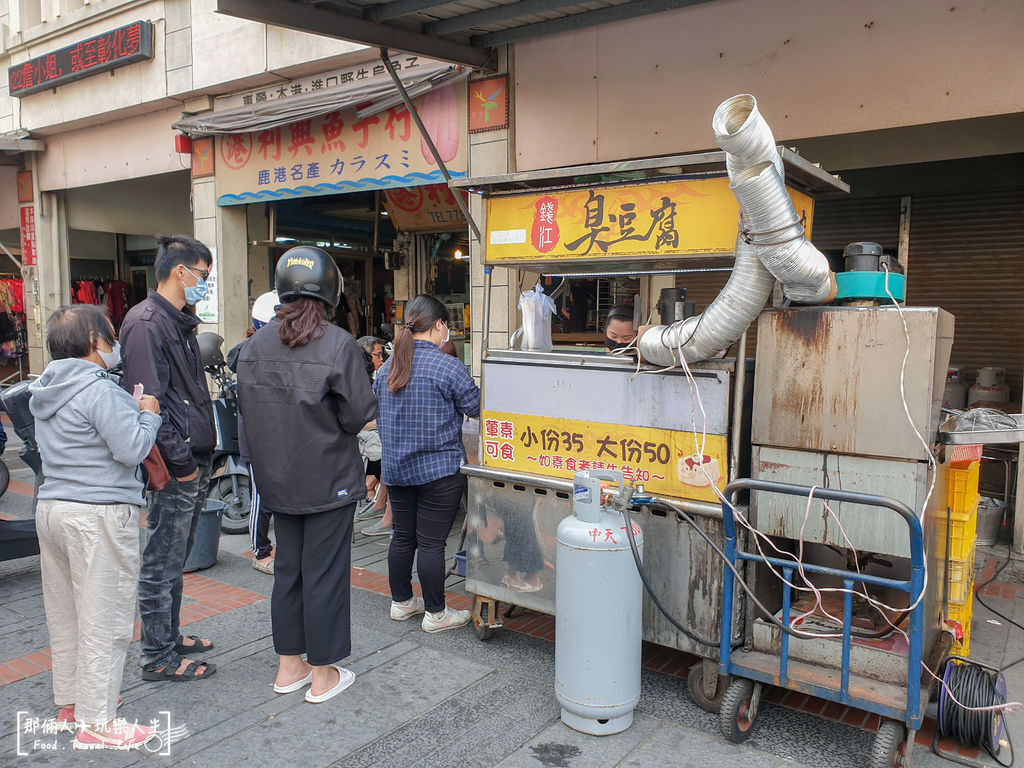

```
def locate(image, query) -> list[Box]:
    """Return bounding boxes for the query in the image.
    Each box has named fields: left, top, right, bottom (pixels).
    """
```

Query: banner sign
left=215, top=81, right=467, bottom=205
left=19, top=207, right=37, bottom=267
left=195, top=249, right=218, bottom=324
left=383, top=184, right=468, bottom=231
left=480, top=410, right=728, bottom=503
left=8, top=21, right=153, bottom=97
left=484, top=177, right=813, bottom=264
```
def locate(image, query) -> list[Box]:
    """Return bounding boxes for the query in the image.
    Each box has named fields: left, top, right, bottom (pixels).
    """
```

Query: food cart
left=454, top=148, right=849, bottom=705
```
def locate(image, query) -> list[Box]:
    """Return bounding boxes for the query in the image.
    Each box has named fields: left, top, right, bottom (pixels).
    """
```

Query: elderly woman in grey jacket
left=29, top=304, right=162, bottom=751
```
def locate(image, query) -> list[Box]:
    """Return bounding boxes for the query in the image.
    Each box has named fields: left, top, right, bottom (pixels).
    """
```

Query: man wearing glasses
left=120, top=235, right=218, bottom=682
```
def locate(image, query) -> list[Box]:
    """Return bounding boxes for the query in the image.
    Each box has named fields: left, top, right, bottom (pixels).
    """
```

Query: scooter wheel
left=0, top=459, right=10, bottom=498
left=210, top=475, right=251, bottom=534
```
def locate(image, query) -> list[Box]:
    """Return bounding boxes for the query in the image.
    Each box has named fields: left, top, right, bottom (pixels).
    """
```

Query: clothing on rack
left=72, top=279, right=132, bottom=325
left=0, top=278, right=23, bottom=314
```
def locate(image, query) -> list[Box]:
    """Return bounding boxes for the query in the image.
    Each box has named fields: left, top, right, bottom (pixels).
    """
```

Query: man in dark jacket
left=120, top=234, right=217, bottom=682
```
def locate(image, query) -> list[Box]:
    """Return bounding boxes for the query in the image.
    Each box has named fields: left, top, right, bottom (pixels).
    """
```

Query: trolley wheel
left=474, top=603, right=494, bottom=641
left=868, top=720, right=907, bottom=768
left=719, top=678, right=758, bottom=744
left=687, top=663, right=728, bottom=714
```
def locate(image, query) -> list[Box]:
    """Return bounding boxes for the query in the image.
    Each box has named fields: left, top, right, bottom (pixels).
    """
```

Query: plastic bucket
left=454, top=550, right=467, bottom=577
left=976, top=497, right=1006, bottom=546
left=183, top=500, right=227, bottom=573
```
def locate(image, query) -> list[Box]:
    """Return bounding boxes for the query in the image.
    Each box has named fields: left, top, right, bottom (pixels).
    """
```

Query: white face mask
left=440, top=322, right=450, bottom=345
left=98, top=341, right=121, bottom=370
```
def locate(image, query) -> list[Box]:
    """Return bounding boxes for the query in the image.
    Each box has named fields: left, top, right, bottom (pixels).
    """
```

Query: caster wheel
left=687, top=663, right=728, bottom=713
left=868, top=720, right=907, bottom=768
left=474, top=601, right=495, bottom=641
left=719, top=678, right=757, bottom=743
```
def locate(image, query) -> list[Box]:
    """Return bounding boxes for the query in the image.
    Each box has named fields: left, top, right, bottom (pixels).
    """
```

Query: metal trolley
left=717, top=478, right=950, bottom=768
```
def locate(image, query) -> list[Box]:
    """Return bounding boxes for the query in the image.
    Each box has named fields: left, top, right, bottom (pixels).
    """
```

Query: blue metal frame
left=719, top=478, right=927, bottom=727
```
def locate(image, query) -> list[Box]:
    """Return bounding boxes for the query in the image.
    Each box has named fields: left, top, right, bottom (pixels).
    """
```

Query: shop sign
left=215, top=81, right=467, bottom=205
left=480, top=410, right=728, bottom=503
left=216, top=55, right=433, bottom=109
left=8, top=21, right=153, bottom=97
left=19, top=207, right=36, bottom=267
left=195, top=249, right=218, bottom=324
left=484, top=177, right=813, bottom=264
left=384, top=184, right=468, bottom=231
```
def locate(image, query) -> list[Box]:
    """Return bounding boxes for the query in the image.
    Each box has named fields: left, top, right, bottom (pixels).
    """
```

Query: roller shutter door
left=906, top=189, right=1024, bottom=402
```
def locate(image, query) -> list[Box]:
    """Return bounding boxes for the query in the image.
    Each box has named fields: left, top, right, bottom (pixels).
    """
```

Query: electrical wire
left=937, top=660, right=1014, bottom=767
left=617, top=504, right=720, bottom=648
left=975, top=544, right=1024, bottom=672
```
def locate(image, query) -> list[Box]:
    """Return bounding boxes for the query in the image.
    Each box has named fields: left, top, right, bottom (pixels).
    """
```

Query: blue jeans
left=138, top=461, right=212, bottom=671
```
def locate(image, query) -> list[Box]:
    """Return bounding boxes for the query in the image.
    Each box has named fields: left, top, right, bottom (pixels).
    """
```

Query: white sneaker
left=421, top=606, right=472, bottom=633
left=390, top=597, right=425, bottom=621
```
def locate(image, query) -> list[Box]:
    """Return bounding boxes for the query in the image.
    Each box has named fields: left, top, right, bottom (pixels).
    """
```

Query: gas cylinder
left=943, top=367, right=968, bottom=410
left=555, top=470, right=643, bottom=736
left=968, top=366, right=1009, bottom=407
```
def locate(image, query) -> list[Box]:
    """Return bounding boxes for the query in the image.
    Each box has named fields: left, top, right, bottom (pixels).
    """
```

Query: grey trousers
left=36, top=499, right=140, bottom=727
left=138, top=462, right=212, bottom=671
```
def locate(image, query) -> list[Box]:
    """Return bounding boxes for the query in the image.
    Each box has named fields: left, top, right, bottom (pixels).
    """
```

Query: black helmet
left=275, top=246, right=342, bottom=308
left=197, top=332, right=225, bottom=368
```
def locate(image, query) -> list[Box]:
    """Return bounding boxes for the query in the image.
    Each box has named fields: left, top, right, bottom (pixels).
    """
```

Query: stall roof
left=216, top=0, right=721, bottom=69
left=450, top=147, right=851, bottom=197
left=173, top=62, right=461, bottom=136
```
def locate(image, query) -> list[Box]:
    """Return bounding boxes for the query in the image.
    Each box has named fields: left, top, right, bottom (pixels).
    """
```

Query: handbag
left=143, top=445, right=171, bottom=492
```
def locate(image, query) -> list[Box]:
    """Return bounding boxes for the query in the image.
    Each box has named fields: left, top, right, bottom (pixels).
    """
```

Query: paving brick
left=0, top=663, right=26, bottom=684
left=25, top=651, right=52, bottom=671
left=6, top=657, right=44, bottom=677
left=801, top=696, right=827, bottom=716
left=821, top=702, right=846, bottom=721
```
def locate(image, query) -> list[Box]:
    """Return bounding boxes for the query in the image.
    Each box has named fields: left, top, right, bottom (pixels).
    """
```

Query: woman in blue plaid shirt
left=374, top=295, right=481, bottom=633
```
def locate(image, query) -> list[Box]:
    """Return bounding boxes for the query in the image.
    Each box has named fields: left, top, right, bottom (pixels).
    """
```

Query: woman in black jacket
left=235, top=247, right=377, bottom=704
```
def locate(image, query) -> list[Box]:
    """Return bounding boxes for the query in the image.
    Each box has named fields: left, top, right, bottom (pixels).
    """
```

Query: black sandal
left=141, top=659, right=217, bottom=682
left=174, top=635, right=214, bottom=654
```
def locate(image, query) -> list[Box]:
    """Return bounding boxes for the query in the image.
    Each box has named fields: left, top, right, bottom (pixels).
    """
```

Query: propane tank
left=943, top=367, right=968, bottom=410
left=555, top=470, right=643, bottom=736
left=968, top=366, right=1009, bottom=407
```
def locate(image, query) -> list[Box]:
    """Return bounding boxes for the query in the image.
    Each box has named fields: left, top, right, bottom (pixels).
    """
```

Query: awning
left=173, top=61, right=462, bottom=136
left=216, top=0, right=720, bottom=69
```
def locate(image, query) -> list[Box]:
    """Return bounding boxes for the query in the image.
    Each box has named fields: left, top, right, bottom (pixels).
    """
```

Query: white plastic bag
left=518, top=282, right=557, bottom=352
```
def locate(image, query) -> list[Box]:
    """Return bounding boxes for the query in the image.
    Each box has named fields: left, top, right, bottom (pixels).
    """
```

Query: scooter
left=0, top=380, right=42, bottom=561
left=198, top=332, right=250, bottom=534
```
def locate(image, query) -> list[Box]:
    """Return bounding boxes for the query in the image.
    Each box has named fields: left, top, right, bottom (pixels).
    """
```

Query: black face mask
left=605, top=338, right=637, bottom=354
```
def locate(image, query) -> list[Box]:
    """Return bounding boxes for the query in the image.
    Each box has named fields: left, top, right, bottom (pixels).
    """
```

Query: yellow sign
left=215, top=81, right=467, bottom=206
left=484, top=177, right=813, bottom=264
left=480, top=410, right=728, bottom=502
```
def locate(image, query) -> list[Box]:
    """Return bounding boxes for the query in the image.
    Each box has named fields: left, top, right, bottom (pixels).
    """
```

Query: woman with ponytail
left=374, top=295, right=480, bottom=633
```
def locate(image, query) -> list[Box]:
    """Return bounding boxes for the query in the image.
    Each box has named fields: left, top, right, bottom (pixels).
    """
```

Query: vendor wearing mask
left=604, top=303, right=637, bottom=354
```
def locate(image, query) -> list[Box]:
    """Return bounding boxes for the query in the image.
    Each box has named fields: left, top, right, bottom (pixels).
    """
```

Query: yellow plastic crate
left=947, top=596, right=973, bottom=657
left=947, top=461, right=981, bottom=519
left=946, top=544, right=976, bottom=606
left=935, top=501, right=979, bottom=561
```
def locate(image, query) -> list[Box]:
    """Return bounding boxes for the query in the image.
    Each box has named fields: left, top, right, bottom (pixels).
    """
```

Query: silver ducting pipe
left=714, top=94, right=835, bottom=305
left=638, top=235, right=774, bottom=366
left=638, top=94, right=834, bottom=366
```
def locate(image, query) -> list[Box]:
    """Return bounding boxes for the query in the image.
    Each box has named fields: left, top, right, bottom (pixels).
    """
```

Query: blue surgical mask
left=182, top=275, right=209, bottom=306
left=98, top=341, right=121, bottom=370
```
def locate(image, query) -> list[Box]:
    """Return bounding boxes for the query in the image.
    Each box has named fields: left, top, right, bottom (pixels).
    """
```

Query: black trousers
left=387, top=472, right=466, bottom=614
left=271, top=505, right=354, bottom=666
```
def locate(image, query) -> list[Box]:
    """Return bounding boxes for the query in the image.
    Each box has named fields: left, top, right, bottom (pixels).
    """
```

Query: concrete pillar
left=27, top=153, right=71, bottom=373
left=468, top=47, right=515, bottom=379
left=192, top=178, right=249, bottom=347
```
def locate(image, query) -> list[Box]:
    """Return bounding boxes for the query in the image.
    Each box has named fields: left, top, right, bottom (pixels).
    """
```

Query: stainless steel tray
left=939, top=414, right=1024, bottom=445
